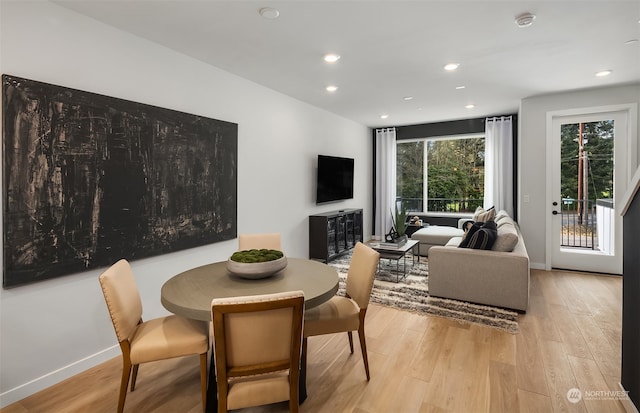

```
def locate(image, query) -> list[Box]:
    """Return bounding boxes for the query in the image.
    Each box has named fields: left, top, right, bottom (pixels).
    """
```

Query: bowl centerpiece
left=226, top=249, right=287, bottom=279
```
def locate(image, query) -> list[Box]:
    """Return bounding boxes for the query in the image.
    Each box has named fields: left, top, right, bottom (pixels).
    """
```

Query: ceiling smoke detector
left=515, top=12, right=536, bottom=28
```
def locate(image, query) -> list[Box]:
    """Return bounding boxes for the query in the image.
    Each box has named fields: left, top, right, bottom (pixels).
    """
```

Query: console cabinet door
left=309, top=209, right=363, bottom=262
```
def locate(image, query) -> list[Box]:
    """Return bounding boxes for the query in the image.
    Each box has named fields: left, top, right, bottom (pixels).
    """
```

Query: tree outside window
left=397, top=136, right=485, bottom=213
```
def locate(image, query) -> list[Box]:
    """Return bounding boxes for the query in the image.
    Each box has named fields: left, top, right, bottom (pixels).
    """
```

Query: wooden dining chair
left=238, top=232, right=282, bottom=250
left=98, top=259, right=209, bottom=413
left=303, top=242, right=380, bottom=380
left=211, top=290, right=305, bottom=413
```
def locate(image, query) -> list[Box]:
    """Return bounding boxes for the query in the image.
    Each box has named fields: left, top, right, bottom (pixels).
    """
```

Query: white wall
left=519, top=84, right=640, bottom=268
left=0, top=1, right=371, bottom=406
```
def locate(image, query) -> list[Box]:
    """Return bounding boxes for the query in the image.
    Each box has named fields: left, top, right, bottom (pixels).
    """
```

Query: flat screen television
left=316, top=155, right=354, bottom=204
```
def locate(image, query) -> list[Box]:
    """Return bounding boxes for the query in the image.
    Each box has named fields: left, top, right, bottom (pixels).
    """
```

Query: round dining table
left=161, top=257, right=339, bottom=320
left=160, top=257, right=340, bottom=412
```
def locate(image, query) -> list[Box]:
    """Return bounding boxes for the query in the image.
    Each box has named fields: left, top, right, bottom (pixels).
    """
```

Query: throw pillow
left=472, top=206, right=485, bottom=222
left=458, top=221, right=484, bottom=248
left=466, top=220, right=498, bottom=250
left=475, top=206, right=496, bottom=222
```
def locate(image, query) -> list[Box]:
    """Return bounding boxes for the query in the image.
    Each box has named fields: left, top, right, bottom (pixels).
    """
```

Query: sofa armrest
left=457, top=217, right=472, bottom=229
left=428, top=245, right=530, bottom=311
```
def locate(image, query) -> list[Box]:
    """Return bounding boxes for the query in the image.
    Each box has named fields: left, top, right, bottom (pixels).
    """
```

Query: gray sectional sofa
left=427, top=209, right=530, bottom=312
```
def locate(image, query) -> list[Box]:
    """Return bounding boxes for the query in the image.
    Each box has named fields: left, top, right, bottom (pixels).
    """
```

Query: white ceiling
left=55, top=0, right=640, bottom=128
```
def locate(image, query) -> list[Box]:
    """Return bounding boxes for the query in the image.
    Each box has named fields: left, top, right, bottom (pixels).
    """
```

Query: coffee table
left=366, top=239, right=420, bottom=282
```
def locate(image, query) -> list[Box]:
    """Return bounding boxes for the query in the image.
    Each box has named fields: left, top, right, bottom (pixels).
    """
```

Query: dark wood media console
left=309, top=209, right=363, bottom=263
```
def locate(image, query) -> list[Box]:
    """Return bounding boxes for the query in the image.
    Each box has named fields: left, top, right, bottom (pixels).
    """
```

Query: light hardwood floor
left=1, top=269, right=625, bottom=413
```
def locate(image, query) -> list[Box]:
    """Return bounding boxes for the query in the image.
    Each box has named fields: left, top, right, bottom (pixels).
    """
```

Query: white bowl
left=226, top=256, right=288, bottom=279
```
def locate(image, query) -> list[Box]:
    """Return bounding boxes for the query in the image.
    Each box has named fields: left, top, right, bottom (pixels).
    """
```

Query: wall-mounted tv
left=316, top=155, right=354, bottom=204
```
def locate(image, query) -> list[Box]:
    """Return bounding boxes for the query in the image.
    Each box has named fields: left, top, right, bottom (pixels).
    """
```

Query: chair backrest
left=211, top=290, right=304, bottom=380
left=238, top=233, right=282, bottom=251
left=98, top=259, right=143, bottom=343
left=345, top=242, right=380, bottom=310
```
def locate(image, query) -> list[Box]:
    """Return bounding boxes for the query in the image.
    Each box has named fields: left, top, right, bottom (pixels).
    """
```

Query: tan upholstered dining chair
left=98, top=259, right=209, bottom=413
left=211, top=290, right=305, bottom=413
left=238, top=232, right=282, bottom=250
left=303, top=242, right=380, bottom=380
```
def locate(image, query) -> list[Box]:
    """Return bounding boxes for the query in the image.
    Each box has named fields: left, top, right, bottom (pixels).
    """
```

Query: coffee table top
left=366, top=238, right=419, bottom=253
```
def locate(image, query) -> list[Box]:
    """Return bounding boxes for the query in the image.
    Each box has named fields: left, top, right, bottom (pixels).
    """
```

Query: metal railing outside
left=397, top=197, right=483, bottom=213
left=560, top=198, right=596, bottom=249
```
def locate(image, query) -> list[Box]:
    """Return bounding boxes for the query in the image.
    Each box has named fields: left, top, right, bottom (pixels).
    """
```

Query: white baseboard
left=0, top=345, right=119, bottom=408
left=530, top=262, right=546, bottom=270
left=620, top=383, right=639, bottom=413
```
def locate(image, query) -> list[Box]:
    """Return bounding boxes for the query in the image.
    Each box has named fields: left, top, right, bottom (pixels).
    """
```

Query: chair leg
left=357, top=311, right=370, bottom=381
left=199, top=353, right=208, bottom=413
left=130, top=364, right=139, bottom=391
left=299, top=337, right=308, bottom=403
left=347, top=331, right=354, bottom=353
left=118, top=358, right=132, bottom=413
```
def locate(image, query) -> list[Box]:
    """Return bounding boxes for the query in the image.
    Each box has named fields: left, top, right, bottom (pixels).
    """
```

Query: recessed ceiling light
left=515, top=12, right=536, bottom=28
left=403, top=96, right=414, bottom=101
left=323, top=53, right=341, bottom=63
left=595, top=70, right=612, bottom=77
left=444, top=63, right=460, bottom=71
left=380, top=114, right=389, bottom=119
left=455, top=86, right=466, bottom=90
left=326, top=85, right=338, bottom=92
left=259, top=7, right=280, bottom=19
left=465, top=104, right=475, bottom=109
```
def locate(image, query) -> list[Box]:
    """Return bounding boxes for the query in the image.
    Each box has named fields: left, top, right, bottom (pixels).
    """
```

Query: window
left=397, top=135, right=485, bottom=213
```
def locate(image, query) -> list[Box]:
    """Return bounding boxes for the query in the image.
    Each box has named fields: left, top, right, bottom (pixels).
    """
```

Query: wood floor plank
left=573, top=314, right=621, bottom=378
left=1, top=270, right=623, bottom=413
left=538, top=338, right=588, bottom=413
left=515, top=318, right=549, bottom=396
left=568, top=355, right=626, bottom=413
left=553, top=272, right=594, bottom=316
left=488, top=361, right=518, bottom=413
left=421, top=325, right=473, bottom=412
left=389, top=375, right=429, bottom=413
left=547, top=303, right=592, bottom=359
left=489, top=327, right=517, bottom=366
left=522, top=294, right=562, bottom=343
left=517, top=389, right=553, bottom=413
left=408, top=317, right=453, bottom=382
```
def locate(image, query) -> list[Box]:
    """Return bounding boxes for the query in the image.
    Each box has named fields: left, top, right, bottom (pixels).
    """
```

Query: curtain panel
left=484, top=116, right=514, bottom=216
left=375, top=128, right=396, bottom=240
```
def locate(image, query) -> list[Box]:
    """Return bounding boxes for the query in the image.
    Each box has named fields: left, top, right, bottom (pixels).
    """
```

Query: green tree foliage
left=560, top=120, right=613, bottom=200
left=397, top=137, right=485, bottom=212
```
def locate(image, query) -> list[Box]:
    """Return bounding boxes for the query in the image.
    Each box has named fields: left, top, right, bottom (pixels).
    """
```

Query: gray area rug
left=328, top=251, right=519, bottom=334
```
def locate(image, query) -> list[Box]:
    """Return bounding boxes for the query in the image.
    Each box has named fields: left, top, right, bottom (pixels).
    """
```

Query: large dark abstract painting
left=2, top=74, right=237, bottom=287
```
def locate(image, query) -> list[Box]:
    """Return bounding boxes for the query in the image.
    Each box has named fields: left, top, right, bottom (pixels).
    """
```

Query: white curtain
left=375, top=128, right=396, bottom=240
left=484, top=116, right=513, bottom=216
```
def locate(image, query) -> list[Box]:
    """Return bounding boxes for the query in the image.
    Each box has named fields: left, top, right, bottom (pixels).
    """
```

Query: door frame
left=545, top=103, right=638, bottom=273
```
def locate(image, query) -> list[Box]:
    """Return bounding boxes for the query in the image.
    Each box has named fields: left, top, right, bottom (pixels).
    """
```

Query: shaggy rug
left=328, top=251, right=519, bottom=334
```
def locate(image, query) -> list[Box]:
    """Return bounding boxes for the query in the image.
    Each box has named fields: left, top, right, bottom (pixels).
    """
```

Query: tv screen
left=316, top=155, right=354, bottom=204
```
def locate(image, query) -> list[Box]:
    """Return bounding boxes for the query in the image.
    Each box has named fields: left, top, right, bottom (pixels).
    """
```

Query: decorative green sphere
left=230, top=249, right=284, bottom=263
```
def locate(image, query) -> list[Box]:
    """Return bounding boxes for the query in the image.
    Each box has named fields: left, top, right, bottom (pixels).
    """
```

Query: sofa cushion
left=495, top=210, right=509, bottom=222
left=446, top=236, right=462, bottom=247
left=492, top=222, right=519, bottom=252
left=497, top=215, right=515, bottom=228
